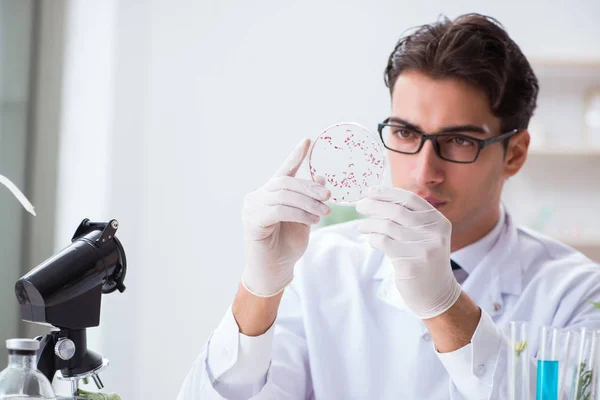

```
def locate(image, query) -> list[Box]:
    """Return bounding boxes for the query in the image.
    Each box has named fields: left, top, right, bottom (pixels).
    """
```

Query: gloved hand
left=241, top=138, right=331, bottom=297
left=356, top=186, right=461, bottom=319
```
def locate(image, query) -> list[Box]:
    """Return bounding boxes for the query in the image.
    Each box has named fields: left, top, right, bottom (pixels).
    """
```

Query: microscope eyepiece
left=15, top=218, right=127, bottom=330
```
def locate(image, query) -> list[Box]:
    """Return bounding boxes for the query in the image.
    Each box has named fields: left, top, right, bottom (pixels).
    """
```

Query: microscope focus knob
left=55, top=338, right=76, bottom=360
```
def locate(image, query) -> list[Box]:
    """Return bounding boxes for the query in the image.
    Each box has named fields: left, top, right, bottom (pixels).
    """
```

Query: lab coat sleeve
left=435, top=309, right=503, bottom=400
left=177, top=284, right=312, bottom=399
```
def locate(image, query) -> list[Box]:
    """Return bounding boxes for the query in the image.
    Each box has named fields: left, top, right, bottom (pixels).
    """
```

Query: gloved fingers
left=262, top=189, right=330, bottom=218
left=365, top=232, right=393, bottom=254
left=356, top=197, right=439, bottom=227
left=255, top=203, right=321, bottom=227
left=366, top=233, right=431, bottom=262
left=366, top=186, right=433, bottom=211
left=358, top=218, right=429, bottom=243
left=272, top=138, right=311, bottom=178
left=313, top=175, right=326, bottom=186
left=265, top=175, right=330, bottom=202
left=363, top=229, right=434, bottom=261
left=364, top=229, right=442, bottom=281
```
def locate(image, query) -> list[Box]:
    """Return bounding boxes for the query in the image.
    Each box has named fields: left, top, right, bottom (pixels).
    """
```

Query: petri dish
left=308, top=122, right=385, bottom=205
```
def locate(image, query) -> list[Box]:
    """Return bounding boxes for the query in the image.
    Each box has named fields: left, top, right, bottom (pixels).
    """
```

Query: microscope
left=14, top=218, right=127, bottom=398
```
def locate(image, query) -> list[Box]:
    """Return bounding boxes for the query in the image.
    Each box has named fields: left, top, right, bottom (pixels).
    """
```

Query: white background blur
left=0, top=0, right=599, bottom=398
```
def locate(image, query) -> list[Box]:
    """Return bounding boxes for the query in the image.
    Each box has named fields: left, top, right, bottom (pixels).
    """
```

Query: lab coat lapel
left=461, top=211, right=523, bottom=319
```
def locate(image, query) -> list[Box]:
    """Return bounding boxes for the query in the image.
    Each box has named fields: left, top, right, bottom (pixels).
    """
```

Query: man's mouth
left=419, top=195, right=447, bottom=209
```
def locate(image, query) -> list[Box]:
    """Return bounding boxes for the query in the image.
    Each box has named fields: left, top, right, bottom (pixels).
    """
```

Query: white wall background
left=33, top=0, right=600, bottom=398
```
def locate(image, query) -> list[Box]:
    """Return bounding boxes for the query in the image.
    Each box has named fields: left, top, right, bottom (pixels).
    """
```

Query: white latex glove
left=241, top=138, right=331, bottom=297
left=356, top=186, right=461, bottom=319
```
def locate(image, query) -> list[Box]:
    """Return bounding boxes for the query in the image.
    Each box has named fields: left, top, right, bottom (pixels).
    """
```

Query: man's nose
left=414, top=140, right=444, bottom=186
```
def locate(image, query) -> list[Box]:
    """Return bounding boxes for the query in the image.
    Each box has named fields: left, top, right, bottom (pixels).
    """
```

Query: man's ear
left=504, top=130, right=530, bottom=178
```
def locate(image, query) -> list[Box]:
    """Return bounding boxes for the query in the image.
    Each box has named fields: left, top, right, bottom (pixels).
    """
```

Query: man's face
left=389, top=70, right=517, bottom=236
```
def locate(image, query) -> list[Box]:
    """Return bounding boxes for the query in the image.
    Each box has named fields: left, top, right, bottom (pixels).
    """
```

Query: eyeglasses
left=377, top=118, right=522, bottom=164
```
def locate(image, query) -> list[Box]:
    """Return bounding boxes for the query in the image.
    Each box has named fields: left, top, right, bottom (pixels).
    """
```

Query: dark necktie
left=450, top=259, right=462, bottom=271
left=451, top=259, right=469, bottom=284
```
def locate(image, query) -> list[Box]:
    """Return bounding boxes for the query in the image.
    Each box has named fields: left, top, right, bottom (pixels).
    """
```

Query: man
left=178, top=13, right=600, bottom=399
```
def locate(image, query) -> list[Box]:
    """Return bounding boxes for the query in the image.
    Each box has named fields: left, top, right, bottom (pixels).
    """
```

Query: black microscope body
left=14, top=219, right=127, bottom=393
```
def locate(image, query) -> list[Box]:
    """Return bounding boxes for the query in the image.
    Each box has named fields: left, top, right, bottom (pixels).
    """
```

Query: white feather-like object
left=0, top=174, right=36, bottom=216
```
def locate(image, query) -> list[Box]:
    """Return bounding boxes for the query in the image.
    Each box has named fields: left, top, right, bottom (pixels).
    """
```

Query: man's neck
left=450, top=206, right=501, bottom=253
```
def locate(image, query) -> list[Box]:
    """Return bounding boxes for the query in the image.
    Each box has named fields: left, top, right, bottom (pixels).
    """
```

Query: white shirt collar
left=450, top=203, right=506, bottom=275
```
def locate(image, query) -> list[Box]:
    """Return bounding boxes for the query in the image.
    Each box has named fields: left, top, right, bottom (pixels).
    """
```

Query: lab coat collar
left=374, top=207, right=523, bottom=316
left=462, top=208, right=523, bottom=296
left=450, top=204, right=506, bottom=275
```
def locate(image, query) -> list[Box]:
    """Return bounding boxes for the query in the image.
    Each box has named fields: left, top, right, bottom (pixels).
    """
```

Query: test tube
left=569, top=328, right=600, bottom=400
left=508, top=321, right=530, bottom=400
left=537, top=326, right=561, bottom=400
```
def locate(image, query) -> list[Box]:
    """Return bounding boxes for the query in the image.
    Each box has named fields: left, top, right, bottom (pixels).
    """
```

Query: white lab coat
left=178, top=209, right=600, bottom=399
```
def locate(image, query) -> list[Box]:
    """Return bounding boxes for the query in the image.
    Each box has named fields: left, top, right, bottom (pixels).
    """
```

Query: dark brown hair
left=384, top=13, right=539, bottom=133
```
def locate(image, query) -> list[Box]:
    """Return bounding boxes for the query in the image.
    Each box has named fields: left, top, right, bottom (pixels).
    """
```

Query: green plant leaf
left=587, top=300, right=600, bottom=309
left=514, top=340, right=528, bottom=358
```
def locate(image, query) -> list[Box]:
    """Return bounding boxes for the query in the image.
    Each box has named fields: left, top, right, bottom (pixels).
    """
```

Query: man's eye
left=394, top=129, right=416, bottom=139
left=451, top=136, right=475, bottom=146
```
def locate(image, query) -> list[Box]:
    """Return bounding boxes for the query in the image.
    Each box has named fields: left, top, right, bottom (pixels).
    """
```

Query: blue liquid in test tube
left=536, top=360, right=559, bottom=400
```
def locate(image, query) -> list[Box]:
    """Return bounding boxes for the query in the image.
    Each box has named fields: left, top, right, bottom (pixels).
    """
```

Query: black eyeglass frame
left=377, top=118, right=522, bottom=164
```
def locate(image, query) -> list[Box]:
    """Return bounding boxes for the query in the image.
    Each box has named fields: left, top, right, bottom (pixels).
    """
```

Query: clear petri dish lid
left=309, top=122, right=385, bottom=205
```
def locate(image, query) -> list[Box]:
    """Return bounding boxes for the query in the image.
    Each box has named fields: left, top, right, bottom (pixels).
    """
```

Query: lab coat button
left=493, top=303, right=502, bottom=312
left=475, top=364, right=485, bottom=377
left=422, top=332, right=431, bottom=342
